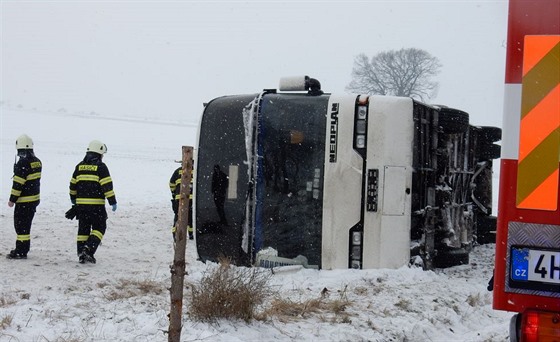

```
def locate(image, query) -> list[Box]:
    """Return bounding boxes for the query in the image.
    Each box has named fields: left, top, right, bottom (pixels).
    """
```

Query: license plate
left=510, top=246, right=560, bottom=293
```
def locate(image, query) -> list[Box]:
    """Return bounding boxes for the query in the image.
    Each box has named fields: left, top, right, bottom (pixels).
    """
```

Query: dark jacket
left=169, top=166, right=193, bottom=212
left=10, top=150, right=42, bottom=205
left=69, top=152, right=116, bottom=207
left=169, top=167, right=182, bottom=205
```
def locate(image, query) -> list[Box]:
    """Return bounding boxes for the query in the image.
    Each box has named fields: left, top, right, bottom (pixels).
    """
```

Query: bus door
left=362, top=96, right=414, bottom=269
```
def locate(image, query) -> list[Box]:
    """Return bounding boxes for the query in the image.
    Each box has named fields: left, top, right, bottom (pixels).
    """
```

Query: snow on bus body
left=194, top=75, right=499, bottom=271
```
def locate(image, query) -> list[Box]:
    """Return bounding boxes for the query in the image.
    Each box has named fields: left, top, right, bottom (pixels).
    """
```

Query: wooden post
left=168, top=146, right=193, bottom=342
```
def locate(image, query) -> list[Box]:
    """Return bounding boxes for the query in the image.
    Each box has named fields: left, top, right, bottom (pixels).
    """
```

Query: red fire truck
left=492, top=0, right=560, bottom=340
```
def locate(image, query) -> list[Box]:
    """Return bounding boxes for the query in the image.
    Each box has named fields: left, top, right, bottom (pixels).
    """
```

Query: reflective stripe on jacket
left=10, top=156, right=41, bottom=204
left=70, top=157, right=116, bottom=206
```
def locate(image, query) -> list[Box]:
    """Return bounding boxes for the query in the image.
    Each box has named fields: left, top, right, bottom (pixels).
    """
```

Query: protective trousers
left=76, top=207, right=107, bottom=256
left=13, top=203, right=37, bottom=255
left=172, top=201, right=193, bottom=241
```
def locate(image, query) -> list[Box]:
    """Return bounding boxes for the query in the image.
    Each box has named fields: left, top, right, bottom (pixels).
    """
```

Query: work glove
left=65, top=206, right=77, bottom=220
left=487, top=275, right=494, bottom=291
left=111, top=203, right=118, bottom=212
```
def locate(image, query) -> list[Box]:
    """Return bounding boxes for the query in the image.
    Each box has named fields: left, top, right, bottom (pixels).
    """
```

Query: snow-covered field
left=0, top=106, right=512, bottom=341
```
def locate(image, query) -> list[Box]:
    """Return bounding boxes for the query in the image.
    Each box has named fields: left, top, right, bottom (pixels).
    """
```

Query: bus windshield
left=255, top=93, right=328, bottom=268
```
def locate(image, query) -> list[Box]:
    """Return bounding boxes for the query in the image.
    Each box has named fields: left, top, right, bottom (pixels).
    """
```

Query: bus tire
left=478, top=143, right=501, bottom=160
left=438, top=108, right=470, bottom=134
left=477, top=126, right=502, bottom=144
left=477, top=215, right=497, bottom=244
left=434, top=247, right=469, bottom=268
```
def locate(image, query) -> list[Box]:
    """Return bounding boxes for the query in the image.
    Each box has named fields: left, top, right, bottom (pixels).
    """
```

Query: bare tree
left=346, top=48, right=442, bottom=101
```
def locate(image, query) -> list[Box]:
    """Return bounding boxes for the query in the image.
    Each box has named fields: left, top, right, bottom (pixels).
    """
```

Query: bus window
left=196, top=95, right=257, bottom=266
left=255, top=94, right=328, bottom=268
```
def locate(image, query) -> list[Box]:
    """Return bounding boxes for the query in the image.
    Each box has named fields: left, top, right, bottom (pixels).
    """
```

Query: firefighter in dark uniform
left=69, top=140, right=117, bottom=264
left=169, top=162, right=193, bottom=241
left=7, top=134, right=42, bottom=259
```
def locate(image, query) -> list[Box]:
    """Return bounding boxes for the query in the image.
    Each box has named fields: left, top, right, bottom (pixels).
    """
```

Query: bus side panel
left=362, top=96, right=413, bottom=269
left=321, top=95, right=363, bottom=270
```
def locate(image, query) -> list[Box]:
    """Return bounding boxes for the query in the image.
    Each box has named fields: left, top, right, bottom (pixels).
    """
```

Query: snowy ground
left=0, top=106, right=512, bottom=341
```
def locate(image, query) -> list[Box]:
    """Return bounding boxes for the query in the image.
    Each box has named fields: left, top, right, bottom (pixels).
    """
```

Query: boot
left=79, top=247, right=96, bottom=264
left=6, top=250, right=27, bottom=259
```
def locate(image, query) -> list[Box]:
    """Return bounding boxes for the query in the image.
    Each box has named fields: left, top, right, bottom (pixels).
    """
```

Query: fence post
left=168, top=146, right=193, bottom=342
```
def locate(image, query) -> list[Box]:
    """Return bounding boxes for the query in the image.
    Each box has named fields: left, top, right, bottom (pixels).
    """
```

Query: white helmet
left=16, top=134, right=34, bottom=149
left=87, top=140, right=108, bottom=155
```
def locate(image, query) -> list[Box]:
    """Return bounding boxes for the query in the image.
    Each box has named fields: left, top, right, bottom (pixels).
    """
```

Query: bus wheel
left=438, top=108, right=470, bottom=134
left=478, top=143, right=501, bottom=160
left=477, top=126, right=502, bottom=144
left=434, top=247, right=469, bottom=268
left=477, top=215, right=497, bottom=244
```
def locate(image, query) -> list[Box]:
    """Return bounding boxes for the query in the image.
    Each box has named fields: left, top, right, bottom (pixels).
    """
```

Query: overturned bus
left=194, top=76, right=501, bottom=270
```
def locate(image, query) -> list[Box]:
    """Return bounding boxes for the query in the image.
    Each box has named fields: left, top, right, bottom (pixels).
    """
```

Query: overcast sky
left=1, top=0, right=508, bottom=127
